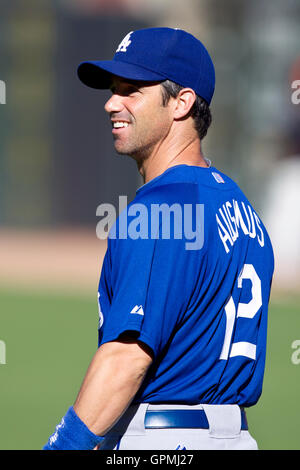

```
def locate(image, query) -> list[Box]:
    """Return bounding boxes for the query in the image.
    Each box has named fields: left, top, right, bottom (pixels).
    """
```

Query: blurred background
left=0, top=0, right=299, bottom=449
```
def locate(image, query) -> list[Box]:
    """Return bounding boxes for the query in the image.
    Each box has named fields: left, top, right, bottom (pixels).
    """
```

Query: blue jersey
left=97, top=164, right=274, bottom=407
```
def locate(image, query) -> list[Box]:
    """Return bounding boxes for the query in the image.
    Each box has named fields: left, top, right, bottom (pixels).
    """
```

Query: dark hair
left=160, top=80, right=212, bottom=140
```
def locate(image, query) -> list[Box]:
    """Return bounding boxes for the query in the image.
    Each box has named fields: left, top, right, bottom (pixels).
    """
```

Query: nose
left=104, top=93, right=124, bottom=114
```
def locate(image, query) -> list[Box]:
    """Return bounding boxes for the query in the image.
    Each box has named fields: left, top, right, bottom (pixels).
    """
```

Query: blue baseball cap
left=77, top=27, right=215, bottom=105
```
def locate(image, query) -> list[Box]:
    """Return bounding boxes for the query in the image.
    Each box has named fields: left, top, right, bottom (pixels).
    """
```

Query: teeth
left=113, top=121, right=129, bottom=128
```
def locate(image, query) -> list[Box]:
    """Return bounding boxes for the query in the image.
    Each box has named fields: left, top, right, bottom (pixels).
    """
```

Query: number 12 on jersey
left=219, top=264, right=262, bottom=361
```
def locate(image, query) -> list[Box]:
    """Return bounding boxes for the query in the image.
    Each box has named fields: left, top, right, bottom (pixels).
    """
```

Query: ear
left=173, top=88, right=196, bottom=120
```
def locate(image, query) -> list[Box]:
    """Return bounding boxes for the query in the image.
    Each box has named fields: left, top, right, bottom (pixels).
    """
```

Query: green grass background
left=0, top=287, right=299, bottom=450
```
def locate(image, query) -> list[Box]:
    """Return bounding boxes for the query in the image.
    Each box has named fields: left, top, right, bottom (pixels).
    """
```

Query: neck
left=138, top=136, right=209, bottom=184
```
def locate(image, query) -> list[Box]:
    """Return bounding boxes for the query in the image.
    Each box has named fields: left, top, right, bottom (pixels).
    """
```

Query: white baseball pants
left=98, top=403, right=258, bottom=450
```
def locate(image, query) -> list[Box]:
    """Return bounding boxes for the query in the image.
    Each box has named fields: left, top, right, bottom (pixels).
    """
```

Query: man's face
left=104, top=76, right=174, bottom=161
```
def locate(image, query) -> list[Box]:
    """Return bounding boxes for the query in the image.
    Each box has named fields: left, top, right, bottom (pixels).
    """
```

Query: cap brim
left=77, top=60, right=166, bottom=89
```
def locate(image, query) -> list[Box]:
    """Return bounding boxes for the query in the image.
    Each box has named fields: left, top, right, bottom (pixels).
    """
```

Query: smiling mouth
left=112, top=121, right=129, bottom=129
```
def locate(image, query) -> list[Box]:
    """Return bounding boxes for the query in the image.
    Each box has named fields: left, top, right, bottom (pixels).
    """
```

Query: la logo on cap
left=116, top=31, right=133, bottom=53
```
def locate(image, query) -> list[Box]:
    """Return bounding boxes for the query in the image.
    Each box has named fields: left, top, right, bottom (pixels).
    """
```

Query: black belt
left=144, top=408, right=248, bottom=430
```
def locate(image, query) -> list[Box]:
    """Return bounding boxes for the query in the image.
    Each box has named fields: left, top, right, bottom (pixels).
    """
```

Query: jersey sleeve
left=98, top=183, right=204, bottom=359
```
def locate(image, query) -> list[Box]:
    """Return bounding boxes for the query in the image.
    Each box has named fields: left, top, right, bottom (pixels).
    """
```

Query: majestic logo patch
left=116, top=32, right=133, bottom=53
left=130, top=305, right=144, bottom=316
left=97, top=292, right=104, bottom=329
left=212, top=172, right=225, bottom=184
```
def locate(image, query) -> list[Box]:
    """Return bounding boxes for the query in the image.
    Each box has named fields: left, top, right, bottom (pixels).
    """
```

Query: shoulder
left=134, top=180, right=199, bottom=208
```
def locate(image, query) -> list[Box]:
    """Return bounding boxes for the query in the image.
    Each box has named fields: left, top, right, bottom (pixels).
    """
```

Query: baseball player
left=43, top=27, right=274, bottom=450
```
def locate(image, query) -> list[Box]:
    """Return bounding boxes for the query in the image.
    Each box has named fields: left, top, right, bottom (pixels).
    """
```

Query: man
left=43, top=27, right=274, bottom=450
